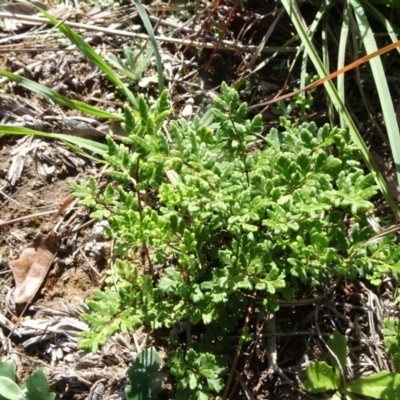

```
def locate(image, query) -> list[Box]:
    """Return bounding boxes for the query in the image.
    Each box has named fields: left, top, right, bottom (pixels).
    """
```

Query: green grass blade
left=299, top=2, right=330, bottom=102
left=0, top=125, right=108, bottom=158
left=349, top=0, right=400, bottom=188
left=337, top=2, right=350, bottom=128
left=321, top=19, right=334, bottom=125
left=37, top=8, right=139, bottom=109
left=0, top=70, right=123, bottom=120
left=133, top=0, right=164, bottom=93
left=361, top=0, right=400, bottom=47
left=280, top=0, right=400, bottom=217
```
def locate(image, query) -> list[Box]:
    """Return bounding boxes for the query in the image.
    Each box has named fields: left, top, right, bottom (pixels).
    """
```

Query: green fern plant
left=71, top=83, right=400, bottom=397
left=0, top=3, right=397, bottom=397
left=168, top=348, right=226, bottom=400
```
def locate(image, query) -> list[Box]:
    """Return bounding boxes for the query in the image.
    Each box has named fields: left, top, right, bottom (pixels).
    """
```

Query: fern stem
left=135, top=158, right=154, bottom=276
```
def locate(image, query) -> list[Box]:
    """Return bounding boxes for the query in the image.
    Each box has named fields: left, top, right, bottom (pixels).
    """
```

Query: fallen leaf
left=10, top=231, right=58, bottom=304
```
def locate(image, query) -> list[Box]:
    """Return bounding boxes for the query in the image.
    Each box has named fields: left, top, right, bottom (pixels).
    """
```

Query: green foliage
left=271, top=74, right=317, bottom=119
left=168, top=348, right=225, bottom=400
left=304, top=331, right=400, bottom=399
left=107, top=45, right=157, bottom=87
left=303, top=361, right=340, bottom=393
left=125, top=347, right=165, bottom=400
left=279, top=0, right=400, bottom=217
left=23, top=369, right=56, bottom=400
left=71, top=83, right=400, bottom=397
left=383, top=318, right=400, bottom=372
left=78, top=287, right=144, bottom=354
left=346, top=371, right=400, bottom=399
left=0, top=359, right=55, bottom=400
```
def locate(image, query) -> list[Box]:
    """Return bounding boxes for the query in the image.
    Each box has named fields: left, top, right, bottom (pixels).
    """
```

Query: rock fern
left=70, top=83, right=400, bottom=397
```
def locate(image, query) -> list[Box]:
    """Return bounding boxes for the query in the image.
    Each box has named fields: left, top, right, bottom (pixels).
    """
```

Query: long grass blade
left=0, top=125, right=108, bottom=158
left=321, top=18, right=333, bottom=125
left=0, top=70, right=123, bottom=120
left=361, top=0, right=400, bottom=52
left=337, top=2, right=350, bottom=128
left=280, top=0, right=399, bottom=217
left=350, top=0, right=400, bottom=188
left=37, top=8, right=139, bottom=109
left=134, top=0, right=164, bottom=93
left=299, top=1, right=331, bottom=116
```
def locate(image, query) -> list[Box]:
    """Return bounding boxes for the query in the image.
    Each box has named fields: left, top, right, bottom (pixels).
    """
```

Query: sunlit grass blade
left=296, top=2, right=329, bottom=82
left=134, top=0, right=164, bottom=93
left=0, top=70, right=123, bottom=120
left=337, top=2, right=350, bottom=128
left=37, top=7, right=139, bottom=109
left=280, top=0, right=400, bottom=217
left=299, top=1, right=330, bottom=115
left=349, top=0, right=400, bottom=188
left=321, top=18, right=333, bottom=125
left=361, top=0, right=400, bottom=52
left=0, top=125, right=108, bottom=158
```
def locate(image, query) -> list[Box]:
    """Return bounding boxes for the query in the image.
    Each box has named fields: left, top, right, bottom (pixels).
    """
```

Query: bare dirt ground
left=0, top=1, right=400, bottom=399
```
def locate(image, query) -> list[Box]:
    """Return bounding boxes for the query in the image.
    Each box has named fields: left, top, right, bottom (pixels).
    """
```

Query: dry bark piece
left=10, top=231, right=58, bottom=304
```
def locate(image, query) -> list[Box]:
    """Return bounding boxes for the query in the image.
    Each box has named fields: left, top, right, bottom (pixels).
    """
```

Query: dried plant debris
left=0, top=2, right=49, bottom=31
left=0, top=93, right=42, bottom=120
left=0, top=1, right=67, bottom=31
left=5, top=136, right=87, bottom=186
left=9, top=231, right=58, bottom=304
left=15, top=316, right=89, bottom=348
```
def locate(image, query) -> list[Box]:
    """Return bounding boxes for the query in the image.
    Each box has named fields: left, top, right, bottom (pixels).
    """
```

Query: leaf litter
left=10, top=230, right=57, bottom=304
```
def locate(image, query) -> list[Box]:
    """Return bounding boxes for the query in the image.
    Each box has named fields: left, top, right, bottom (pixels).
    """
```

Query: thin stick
left=0, top=209, right=57, bottom=227
left=223, top=301, right=253, bottom=400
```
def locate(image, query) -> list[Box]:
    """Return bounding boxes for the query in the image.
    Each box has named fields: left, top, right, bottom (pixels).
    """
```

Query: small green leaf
left=125, top=347, right=165, bottom=400
left=0, top=377, right=22, bottom=400
left=327, top=331, right=347, bottom=373
left=347, top=371, right=400, bottom=399
left=207, top=377, right=224, bottom=392
left=303, top=361, right=339, bottom=393
left=196, top=391, right=209, bottom=400
left=25, top=369, right=55, bottom=400
left=188, top=373, right=198, bottom=390
left=168, top=349, right=186, bottom=377
left=0, top=360, right=16, bottom=383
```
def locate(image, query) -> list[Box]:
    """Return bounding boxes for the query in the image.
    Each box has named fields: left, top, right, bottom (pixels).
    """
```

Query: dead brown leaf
left=10, top=231, right=58, bottom=304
